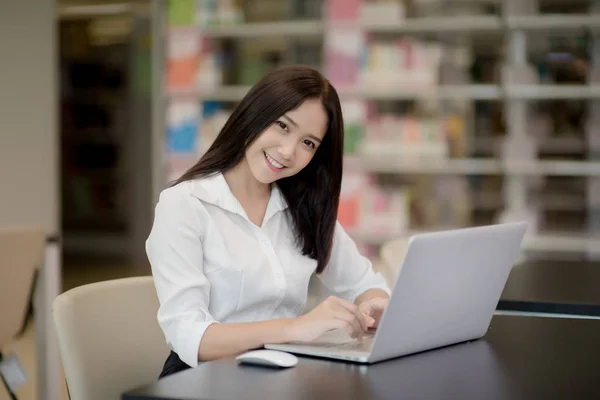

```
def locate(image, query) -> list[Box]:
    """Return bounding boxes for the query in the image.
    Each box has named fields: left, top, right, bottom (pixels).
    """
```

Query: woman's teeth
left=264, top=152, right=284, bottom=169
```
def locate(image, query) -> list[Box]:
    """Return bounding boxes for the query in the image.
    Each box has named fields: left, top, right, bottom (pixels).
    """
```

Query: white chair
left=379, top=236, right=411, bottom=288
left=53, top=276, right=169, bottom=400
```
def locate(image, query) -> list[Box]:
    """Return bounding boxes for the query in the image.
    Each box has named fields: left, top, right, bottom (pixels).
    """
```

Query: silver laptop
left=265, top=221, right=528, bottom=364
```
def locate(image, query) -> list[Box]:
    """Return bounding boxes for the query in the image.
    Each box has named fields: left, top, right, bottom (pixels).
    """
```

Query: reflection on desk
left=123, top=315, right=600, bottom=400
left=498, top=261, right=600, bottom=317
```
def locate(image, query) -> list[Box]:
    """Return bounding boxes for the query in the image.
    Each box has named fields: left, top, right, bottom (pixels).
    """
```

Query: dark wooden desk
left=122, top=315, right=600, bottom=400
left=498, top=261, right=600, bottom=316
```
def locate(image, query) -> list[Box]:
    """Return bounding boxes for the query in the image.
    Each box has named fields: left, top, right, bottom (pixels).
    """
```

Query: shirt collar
left=188, top=172, right=288, bottom=223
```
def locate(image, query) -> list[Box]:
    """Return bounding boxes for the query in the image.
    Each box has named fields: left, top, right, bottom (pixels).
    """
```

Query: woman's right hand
left=286, top=296, right=374, bottom=342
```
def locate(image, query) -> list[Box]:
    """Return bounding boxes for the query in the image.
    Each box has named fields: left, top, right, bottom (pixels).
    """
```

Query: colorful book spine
left=166, top=99, right=201, bottom=182
left=166, top=1, right=200, bottom=182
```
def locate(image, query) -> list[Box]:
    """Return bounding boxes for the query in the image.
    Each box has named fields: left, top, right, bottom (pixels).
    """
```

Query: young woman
left=146, top=65, right=391, bottom=378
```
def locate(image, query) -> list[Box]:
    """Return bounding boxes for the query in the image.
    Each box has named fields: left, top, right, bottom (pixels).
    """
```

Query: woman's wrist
left=354, top=288, right=390, bottom=306
left=198, top=317, right=300, bottom=361
left=280, top=317, right=301, bottom=343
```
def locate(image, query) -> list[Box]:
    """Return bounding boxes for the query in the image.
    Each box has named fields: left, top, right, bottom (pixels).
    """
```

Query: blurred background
left=3, top=0, right=600, bottom=398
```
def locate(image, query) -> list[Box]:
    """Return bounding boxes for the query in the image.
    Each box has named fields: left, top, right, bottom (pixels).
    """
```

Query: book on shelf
left=199, top=101, right=231, bottom=154
left=168, top=0, right=196, bottom=26
left=359, top=0, right=405, bottom=23
left=341, top=100, right=366, bottom=154
left=358, top=113, right=453, bottom=161
left=167, top=29, right=200, bottom=90
left=325, top=0, right=360, bottom=21
left=167, top=99, right=200, bottom=155
left=197, top=0, right=244, bottom=27
left=197, top=37, right=223, bottom=90
left=360, top=37, right=442, bottom=91
left=324, top=27, right=364, bottom=89
left=339, top=169, right=409, bottom=238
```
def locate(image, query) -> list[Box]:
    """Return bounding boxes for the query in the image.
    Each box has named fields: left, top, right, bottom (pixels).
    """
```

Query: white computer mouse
left=236, top=349, right=298, bottom=368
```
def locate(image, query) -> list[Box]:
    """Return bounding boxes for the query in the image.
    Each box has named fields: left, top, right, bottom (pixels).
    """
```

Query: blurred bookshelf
left=157, top=0, right=600, bottom=262
left=58, top=3, right=153, bottom=260
left=59, top=20, right=130, bottom=235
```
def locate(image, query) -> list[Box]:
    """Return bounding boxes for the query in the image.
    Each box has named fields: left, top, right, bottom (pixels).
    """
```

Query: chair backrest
left=53, top=276, right=169, bottom=400
left=379, top=236, right=411, bottom=288
left=0, top=228, right=45, bottom=346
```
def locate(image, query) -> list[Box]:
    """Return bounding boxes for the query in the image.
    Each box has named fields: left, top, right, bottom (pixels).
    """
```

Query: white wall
left=0, top=0, right=59, bottom=235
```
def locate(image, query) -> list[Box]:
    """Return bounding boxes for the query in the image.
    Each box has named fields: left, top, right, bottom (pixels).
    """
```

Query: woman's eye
left=276, top=121, right=289, bottom=132
left=303, top=139, right=316, bottom=149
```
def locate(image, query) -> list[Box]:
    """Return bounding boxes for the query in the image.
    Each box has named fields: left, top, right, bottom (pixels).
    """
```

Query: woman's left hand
left=358, top=297, right=389, bottom=329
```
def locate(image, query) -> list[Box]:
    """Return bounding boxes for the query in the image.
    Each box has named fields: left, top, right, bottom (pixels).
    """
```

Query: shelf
left=356, top=156, right=600, bottom=177
left=168, top=14, right=600, bottom=39
left=358, top=157, right=503, bottom=175
left=58, top=3, right=135, bottom=19
left=506, top=15, right=600, bottom=31
left=200, top=20, right=323, bottom=38
left=354, top=84, right=501, bottom=101
left=170, top=84, right=600, bottom=102
left=506, top=85, right=600, bottom=100
left=194, top=16, right=501, bottom=38
left=168, top=85, right=251, bottom=101
left=505, top=160, right=600, bottom=176
left=168, top=84, right=502, bottom=101
left=360, top=15, right=502, bottom=33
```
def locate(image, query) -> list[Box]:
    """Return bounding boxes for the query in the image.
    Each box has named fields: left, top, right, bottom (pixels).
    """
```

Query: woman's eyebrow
left=282, top=114, right=321, bottom=143
left=307, top=134, right=322, bottom=144
left=282, top=114, right=299, bottom=128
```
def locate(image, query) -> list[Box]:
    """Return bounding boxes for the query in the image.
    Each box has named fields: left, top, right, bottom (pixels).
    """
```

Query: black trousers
left=159, top=351, right=192, bottom=379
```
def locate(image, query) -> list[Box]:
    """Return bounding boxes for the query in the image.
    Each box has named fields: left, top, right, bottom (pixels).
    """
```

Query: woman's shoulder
left=156, top=179, right=209, bottom=213
left=147, top=181, right=210, bottom=247
left=158, top=180, right=194, bottom=203
left=158, top=173, right=228, bottom=213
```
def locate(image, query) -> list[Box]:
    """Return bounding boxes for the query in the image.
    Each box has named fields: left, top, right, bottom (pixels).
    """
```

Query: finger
left=358, top=302, right=372, bottom=315
left=323, top=298, right=361, bottom=336
left=363, top=298, right=388, bottom=312
left=332, top=317, right=359, bottom=339
left=357, top=303, right=378, bottom=329
left=333, top=308, right=363, bottom=338
left=337, top=305, right=370, bottom=338
left=358, top=302, right=378, bottom=324
left=361, top=299, right=388, bottom=322
left=371, top=298, right=389, bottom=311
left=334, top=298, right=370, bottom=331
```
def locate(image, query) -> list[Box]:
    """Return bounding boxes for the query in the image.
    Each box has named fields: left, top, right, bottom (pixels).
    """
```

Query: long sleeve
left=318, top=222, right=391, bottom=303
left=146, top=187, right=217, bottom=368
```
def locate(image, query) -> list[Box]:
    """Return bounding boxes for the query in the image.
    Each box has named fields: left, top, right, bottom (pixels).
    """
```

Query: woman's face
left=245, top=98, right=328, bottom=185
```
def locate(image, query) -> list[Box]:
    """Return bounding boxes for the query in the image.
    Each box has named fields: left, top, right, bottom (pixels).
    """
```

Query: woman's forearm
left=198, top=318, right=296, bottom=361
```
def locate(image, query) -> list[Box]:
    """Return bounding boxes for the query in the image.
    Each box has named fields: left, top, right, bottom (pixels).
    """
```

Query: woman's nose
left=278, top=141, right=295, bottom=161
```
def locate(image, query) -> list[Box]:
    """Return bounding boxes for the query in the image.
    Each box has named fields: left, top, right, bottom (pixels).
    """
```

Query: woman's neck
left=223, top=159, right=271, bottom=202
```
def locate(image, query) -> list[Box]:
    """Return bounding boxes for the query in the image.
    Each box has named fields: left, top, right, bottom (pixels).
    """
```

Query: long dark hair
left=172, top=65, right=344, bottom=274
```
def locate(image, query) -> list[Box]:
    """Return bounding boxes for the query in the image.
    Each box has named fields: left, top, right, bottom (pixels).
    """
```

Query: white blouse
left=146, top=173, right=390, bottom=367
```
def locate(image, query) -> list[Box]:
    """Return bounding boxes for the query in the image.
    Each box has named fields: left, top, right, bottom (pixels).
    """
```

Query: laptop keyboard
left=317, top=337, right=373, bottom=350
